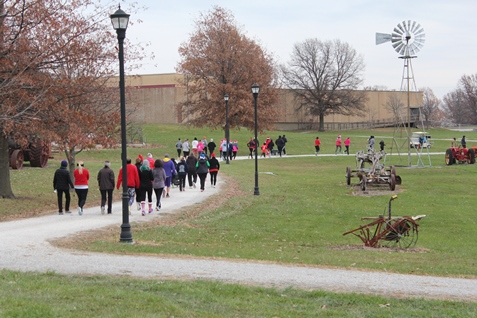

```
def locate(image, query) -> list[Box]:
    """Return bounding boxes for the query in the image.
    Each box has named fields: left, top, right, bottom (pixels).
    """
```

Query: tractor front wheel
left=445, top=149, right=454, bottom=165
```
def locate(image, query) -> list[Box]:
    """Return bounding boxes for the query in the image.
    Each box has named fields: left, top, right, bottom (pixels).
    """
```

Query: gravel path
left=1, top=155, right=476, bottom=302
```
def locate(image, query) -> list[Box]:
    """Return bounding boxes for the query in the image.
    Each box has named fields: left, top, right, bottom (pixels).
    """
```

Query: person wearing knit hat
left=53, top=160, right=74, bottom=215
left=97, top=161, right=115, bottom=215
left=74, top=161, right=90, bottom=216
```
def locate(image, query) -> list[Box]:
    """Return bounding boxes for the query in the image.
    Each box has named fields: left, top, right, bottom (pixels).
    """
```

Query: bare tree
left=280, top=38, right=367, bottom=131
left=442, top=90, right=471, bottom=125
left=442, top=74, right=477, bottom=125
left=459, top=74, right=477, bottom=121
left=420, top=87, right=440, bottom=129
left=384, top=94, right=404, bottom=126
left=177, top=6, right=278, bottom=131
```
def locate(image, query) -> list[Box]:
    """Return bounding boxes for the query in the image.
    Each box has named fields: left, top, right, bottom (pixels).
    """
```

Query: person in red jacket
left=74, top=161, right=89, bottom=216
left=116, top=158, right=140, bottom=214
left=314, top=137, right=321, bottom=155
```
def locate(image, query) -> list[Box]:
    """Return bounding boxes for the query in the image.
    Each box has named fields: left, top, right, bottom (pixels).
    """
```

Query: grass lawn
left=2, top=270, right=476, bottom=317
left=1, top=124, right=477, bottom=316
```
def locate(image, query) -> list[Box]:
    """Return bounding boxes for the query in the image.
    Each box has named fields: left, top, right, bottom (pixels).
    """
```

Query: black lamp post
left=110, top=6, right=132, bottom=243
left=252, top=84, right=260, bottom=195
left=224, top=94, right=230, bottom=164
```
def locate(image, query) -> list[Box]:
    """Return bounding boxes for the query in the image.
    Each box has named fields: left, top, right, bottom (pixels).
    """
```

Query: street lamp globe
left=252, top=83, right=260, bottom=95
left=110, top=6, right=130, bottom=31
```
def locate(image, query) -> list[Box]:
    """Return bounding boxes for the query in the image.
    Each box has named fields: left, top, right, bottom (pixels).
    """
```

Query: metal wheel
left=10, top=149, right=24, bottom=169
left=29, top=139, right=50, bottom=167
left=360, top=175, right=367, bottom=191
left=445, top=149, right=453, bottom=165
left=389, top=174, right=396, bottom=191
left=346, top=166, right=351, bottom=185
left=381, top=218, right=418, bottom=249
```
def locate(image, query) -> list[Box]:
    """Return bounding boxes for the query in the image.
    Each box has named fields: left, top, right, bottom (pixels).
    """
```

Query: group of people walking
left=259, top=135, right=288, bottom=158
left=314, top=135, right=385, bottom=156
left=53, top=159, right=118, bottom=216
left=53, top=149, right=220, bottom=216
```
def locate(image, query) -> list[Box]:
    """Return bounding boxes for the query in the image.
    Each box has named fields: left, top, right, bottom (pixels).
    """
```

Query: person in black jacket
left=208, top=153, right=220, bottom=188
left=196, top=153, right=210, bottom=192
left=97, top=161, right=115, bottom=214
left=176, top=157, right=188, bottom=192
left=53, top=160, right=74, bottom=215
left=207, top=138, right=216, bottom=156
left=186, top=154, right=198, bottom=189
left=275, top=136, right=285, bottom=157
left=137, top=160, right=154, bottom=215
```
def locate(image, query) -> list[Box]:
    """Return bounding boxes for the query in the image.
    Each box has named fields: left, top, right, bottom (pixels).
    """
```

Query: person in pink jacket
left=344, top=137, right=351, bottom=155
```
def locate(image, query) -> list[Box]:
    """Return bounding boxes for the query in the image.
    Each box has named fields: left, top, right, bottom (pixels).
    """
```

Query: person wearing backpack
left=196, top=153, right=210, bottom=192
left=176, top=157, right=188, bottom=192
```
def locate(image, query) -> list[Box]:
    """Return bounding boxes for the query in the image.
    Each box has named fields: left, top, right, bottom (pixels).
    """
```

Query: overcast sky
left=123, top=0, right=477, bottom=100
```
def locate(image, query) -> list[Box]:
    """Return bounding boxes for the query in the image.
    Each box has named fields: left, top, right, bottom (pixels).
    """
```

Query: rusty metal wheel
left=389, top=174, right=396, bottom=191
left=10, top=149, right=24, bottom=169
left=29, top=139, right=50, bottom=167
left=381, top=218, right=418, bottom=249
left=360, top=175, right=367, bottom=191
left=346, top=166, right=351, bottom=185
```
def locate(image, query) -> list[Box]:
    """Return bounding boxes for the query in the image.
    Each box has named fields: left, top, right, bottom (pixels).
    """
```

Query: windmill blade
left=392, top=42, right=404, bottom=54
left=393, top=27, right=404, bottom=36
left=396, top=22, right=406, bottom=34
left=414, top=27, right=425, bottom=37
left=376, top=33, right=392, bottom=45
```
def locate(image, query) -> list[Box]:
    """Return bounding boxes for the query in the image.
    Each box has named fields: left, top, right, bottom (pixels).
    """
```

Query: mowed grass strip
left=1, top=270, right=476, bottom=317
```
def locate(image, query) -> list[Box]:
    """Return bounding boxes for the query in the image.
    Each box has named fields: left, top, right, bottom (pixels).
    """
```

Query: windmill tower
left=376, top=20, right=426, bottom=167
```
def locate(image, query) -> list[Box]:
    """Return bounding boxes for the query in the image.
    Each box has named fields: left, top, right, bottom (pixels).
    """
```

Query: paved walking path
left=1, top=155, right=476, bottom=302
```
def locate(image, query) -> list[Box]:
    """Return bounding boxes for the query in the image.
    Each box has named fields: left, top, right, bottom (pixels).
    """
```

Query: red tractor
left=8, top=135, right=51, bottom=169
left=445, top=146, right=476, bottom=165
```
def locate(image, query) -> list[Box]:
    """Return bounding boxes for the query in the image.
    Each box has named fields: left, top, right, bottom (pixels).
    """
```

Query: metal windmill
left=376, top=20, right=426, bottom=167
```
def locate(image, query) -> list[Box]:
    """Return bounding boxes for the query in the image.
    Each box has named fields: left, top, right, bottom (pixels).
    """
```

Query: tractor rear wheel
left=445, top=149, right=454, bottom=165
left=468, top=149, right=475, bottom=164
left=29, top=139, right=50, bottom=168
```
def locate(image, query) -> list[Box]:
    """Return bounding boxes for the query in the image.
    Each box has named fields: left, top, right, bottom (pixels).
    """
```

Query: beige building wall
left=124, top=73, right=422, bottom=129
